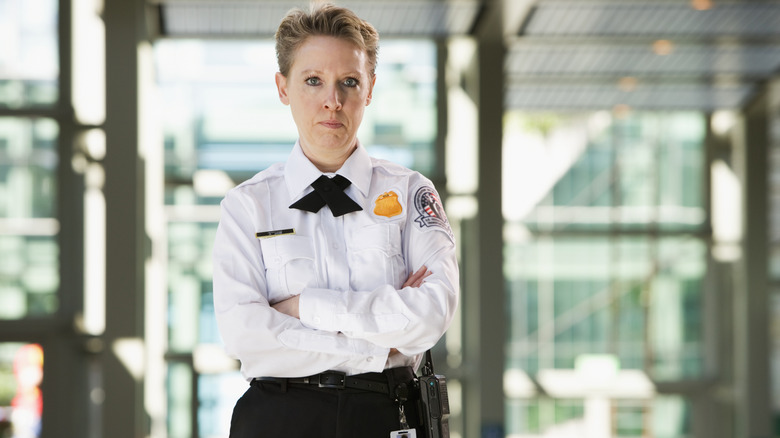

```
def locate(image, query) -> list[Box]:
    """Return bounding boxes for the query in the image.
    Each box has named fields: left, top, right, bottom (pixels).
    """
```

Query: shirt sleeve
left=298, top=181, right=459, bottom=356
left=212, top=188, right=389, bottom=379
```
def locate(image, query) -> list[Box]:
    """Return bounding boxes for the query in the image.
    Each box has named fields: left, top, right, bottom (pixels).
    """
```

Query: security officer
left=212, top=3, right=459, bottom=437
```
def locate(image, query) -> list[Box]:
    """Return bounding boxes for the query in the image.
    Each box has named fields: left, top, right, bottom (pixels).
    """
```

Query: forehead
left=290, top=35, right=369, bottom=74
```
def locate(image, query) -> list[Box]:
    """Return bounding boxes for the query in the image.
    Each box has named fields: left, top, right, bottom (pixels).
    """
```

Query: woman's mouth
left=320, top=120, right=344, bottom=129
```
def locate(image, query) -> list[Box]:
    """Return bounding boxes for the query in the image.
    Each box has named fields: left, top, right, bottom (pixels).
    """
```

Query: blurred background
left=1, top=0, right=779, bottom=437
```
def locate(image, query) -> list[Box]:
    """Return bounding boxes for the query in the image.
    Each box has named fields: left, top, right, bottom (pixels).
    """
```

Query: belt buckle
left=318, top=371, right=347, bottom=389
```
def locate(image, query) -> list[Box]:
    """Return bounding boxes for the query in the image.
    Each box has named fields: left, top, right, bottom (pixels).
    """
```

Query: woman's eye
left=343, top=78, right=358, bottom=87
left=305, top=77, right=320, bottom=86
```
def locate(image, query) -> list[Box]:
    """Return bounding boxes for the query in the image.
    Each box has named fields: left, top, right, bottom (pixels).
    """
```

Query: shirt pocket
left=348, top=223, right=406, bottom=291
left=259, top=235, right=318, bottom=303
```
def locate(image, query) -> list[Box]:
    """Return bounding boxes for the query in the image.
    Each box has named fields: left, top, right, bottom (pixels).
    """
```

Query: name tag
left=255, top=228, right=295, bottom=239
left=390, top=430, right=416, bottom=438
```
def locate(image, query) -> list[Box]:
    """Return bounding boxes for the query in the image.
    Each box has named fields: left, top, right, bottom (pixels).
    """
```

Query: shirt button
left=313, top=317, right=321, bottom=324
left=366, top=357, right=374, bottom=362
left=332, top=243, right=339, bottom=250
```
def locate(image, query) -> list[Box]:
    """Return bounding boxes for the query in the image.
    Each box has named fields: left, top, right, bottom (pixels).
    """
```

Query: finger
left=412, top=274, right=430, bottom=287
left=412, top=266, right=427, bottom=277
left=411, top=267, right=428, bottom=284
left=402, top=266, right=428, bottom=288
left=410, top=270, right=434, bottom=288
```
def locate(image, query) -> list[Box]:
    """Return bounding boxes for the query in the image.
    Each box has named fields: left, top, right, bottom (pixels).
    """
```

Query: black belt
left=252, top=368, right=415, bottom=396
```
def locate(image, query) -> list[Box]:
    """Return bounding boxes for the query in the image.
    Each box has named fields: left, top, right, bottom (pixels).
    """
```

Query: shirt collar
left=285, top=140, right=373, bottom=200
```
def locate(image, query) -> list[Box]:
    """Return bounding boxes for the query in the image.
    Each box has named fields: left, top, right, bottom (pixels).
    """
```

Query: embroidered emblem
left=374, top=191, right=403, bottom=218
left=413, top=186, right=450, bottom=232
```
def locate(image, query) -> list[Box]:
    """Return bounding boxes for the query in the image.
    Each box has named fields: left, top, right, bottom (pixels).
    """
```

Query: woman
left=212, top=3, right=459, bottom=437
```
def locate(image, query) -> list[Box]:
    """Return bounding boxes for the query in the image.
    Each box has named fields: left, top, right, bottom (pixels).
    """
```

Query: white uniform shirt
left=213, top=141, right=459, bottom=379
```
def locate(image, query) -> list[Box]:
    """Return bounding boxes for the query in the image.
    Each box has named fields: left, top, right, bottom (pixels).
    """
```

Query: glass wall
left=0, top=0, right=60, bottom=320
left=0, top=0, right=59, bottom=108
left=0, top=1, right=58, bottom=436
left=504, top=111, right=707, bottom=437
left=0, top=118, right=59, bottom=319
left=154, top=38, right=439, bottom=437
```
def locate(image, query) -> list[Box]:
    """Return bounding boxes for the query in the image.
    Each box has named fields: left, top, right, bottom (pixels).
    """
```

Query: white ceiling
left=155, top=0, right=483, bottom=37
left=508, top=0, right=780, bottom=111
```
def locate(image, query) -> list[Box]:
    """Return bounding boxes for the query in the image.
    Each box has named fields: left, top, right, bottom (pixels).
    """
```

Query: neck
left=312, top=160, right=344, bottom=173
left=302, top=144, right=358, bottom=173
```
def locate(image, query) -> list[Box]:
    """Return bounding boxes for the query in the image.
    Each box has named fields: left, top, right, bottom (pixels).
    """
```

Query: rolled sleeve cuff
left=299, top=287, right=409, bottom=337
left=277, top=329, right=389, bottom=374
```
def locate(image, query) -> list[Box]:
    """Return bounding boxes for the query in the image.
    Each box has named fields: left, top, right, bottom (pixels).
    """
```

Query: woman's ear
left=366, top=74, right=377, bottom=106
left=275, top=72, right=290, bottom=105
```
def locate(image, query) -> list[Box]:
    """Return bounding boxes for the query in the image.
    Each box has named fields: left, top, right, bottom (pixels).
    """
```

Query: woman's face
left=275, top=35, right=375, bottom=172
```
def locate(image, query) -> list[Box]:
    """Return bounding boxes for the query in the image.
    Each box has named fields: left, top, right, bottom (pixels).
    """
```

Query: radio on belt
left=418, top=350, right=450, bottom=438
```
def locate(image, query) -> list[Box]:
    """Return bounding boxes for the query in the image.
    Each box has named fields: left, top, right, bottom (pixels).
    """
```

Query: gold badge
left=374, top=191, right=402, bottom=218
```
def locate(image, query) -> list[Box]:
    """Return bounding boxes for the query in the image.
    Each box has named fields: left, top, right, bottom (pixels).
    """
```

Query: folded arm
left=213, top=191, right=390, bottom=378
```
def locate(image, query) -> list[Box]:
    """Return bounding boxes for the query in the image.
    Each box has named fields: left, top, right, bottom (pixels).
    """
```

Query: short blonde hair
left=275, top=2, right=379, bottom=77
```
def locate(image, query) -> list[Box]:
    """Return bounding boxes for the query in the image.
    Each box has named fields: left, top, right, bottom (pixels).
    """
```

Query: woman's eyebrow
left=299, top=68, right=364, bottom=76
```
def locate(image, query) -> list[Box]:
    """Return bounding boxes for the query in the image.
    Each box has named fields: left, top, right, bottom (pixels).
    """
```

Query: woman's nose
left=323, top=86, right=343, bottom=111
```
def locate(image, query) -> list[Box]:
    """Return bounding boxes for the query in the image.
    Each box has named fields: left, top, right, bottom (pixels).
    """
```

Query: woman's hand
left=403, top=265, right=432, bottom=288
left=271, top=295, right=300, bottom=319
left=389, top=266, right=433, bottom=357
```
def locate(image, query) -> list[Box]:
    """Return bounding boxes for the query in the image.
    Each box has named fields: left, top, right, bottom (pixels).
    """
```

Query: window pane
left=0, top=343, right=44, bottom=438
left=506, top=234, right=705, bottom=380
left=167, top=362, right=192, bottom=438
left=0, top=0, right=59, bottom=108
left=0, top=118, right=59, bottom=318
left=506, top=396, right=691, bottom=437
left=504, top=111, right=706, bottom=437
left=197, top=372, right=246, bottom=438
left=167, top=222, right=219, bottom=353
left=504, top=112, right=706, bottom=232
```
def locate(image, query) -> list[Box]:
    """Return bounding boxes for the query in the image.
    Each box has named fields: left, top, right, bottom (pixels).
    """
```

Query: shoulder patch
left=413, top=186, right=452, bottom=236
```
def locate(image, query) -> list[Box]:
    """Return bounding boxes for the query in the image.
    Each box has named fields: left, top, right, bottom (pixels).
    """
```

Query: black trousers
left=229, top=369, right=422, bottom=438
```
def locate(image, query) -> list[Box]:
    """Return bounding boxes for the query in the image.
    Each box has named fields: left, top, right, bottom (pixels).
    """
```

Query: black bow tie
left=289, top=175, right=363, bottom=217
